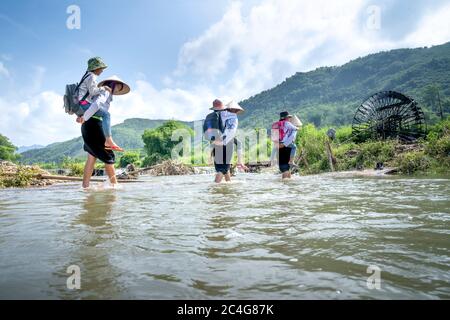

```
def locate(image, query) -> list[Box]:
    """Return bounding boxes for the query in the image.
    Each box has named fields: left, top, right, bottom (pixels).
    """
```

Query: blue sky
left=0, top=0, right=235, bottom=92
left=1, top=0, right=450, bottom=146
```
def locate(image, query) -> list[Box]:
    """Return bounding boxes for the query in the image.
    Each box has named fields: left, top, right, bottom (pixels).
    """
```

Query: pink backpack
left=271, top=120, right=287, bottom=142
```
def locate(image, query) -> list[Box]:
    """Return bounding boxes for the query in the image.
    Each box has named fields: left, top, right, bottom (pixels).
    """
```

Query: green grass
left=295, top=117, right=450, bottom=175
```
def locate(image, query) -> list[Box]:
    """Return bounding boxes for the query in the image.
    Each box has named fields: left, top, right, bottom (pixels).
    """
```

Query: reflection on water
left=0, top=174, right=449, bottom=299
left=78, top=191, right=116, bottom=228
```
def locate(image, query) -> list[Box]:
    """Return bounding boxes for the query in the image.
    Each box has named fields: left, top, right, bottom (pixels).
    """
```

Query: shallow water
left=0, top=173, right=449, bottom=299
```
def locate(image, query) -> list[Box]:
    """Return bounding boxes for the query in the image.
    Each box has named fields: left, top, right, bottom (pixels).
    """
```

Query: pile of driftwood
left=0, top=161, right=145, bottom=188
left=138, top=160, right=196, bottom=176
left=0, top=161, right=61, bottom=188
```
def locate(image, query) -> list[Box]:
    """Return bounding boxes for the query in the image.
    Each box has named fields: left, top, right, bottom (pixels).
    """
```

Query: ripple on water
left=0, top=174, right=449, bottom=299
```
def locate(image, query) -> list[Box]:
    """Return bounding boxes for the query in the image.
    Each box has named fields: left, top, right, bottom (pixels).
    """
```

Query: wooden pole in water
left=36, top=174, right=144, bottom=183
left=325, top=139, right=335, bottom=172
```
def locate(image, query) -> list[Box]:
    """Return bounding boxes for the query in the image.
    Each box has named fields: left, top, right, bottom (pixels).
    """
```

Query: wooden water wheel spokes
left=352, top=91, right=426, bottom=141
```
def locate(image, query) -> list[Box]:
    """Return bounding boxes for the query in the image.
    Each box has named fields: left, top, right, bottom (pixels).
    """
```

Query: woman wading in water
left=275, top=111, right=299, bottom=180
left=205, top=99, right=247, bottom=183
left=78, top=57, right=131, bottom=188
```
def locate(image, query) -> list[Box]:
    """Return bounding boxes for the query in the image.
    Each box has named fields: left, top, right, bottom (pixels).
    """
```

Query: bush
left=426, top=116, right=450, bottom=138
left=142, top=154, right=168, bottom=167
left=355, top=140, right=396, bottom=168
left=142, top=120, right=193, bottom=165
left=60, top=156, right=85, bottom=176
left=394, top=151, right=431, bottom=174
left=0, top=165, right=37, bottom=188
left=119, top=151, right=141, bottom=168
left=0, top=134, right=19, bottom=161
left=334, top=142, right=359, bottom=171
left=67, top=163, right=84, bottom=177
left=425, top=135, right=450, bottom=157
left=334, top=126, right=353, bottom=143
left=297, top=124, right=327, bottom=164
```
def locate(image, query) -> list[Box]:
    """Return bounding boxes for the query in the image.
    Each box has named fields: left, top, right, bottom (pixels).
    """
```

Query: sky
left=1, top=0, right=450, bottom=146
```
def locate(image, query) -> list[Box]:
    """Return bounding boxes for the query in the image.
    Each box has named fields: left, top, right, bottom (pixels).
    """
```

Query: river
left=0, top=173, right=449, bottom=299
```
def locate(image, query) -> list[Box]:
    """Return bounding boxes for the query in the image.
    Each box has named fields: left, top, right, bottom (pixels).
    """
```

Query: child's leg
left=289, top=144, right=297, bottom=164
left=94, top=108, right=112, bottom=138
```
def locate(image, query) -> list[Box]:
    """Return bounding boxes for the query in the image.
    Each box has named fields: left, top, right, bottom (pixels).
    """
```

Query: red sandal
left=105, top=145, right=124, bottom=152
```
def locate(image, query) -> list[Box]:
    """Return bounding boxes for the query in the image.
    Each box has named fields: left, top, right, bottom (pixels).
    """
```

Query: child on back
left=270, top=112, right=301, bottom=166
left=76, top=57, right=129, bottom=152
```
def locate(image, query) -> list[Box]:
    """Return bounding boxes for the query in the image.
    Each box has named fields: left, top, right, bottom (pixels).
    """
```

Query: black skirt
left=278, top=146, right=292, bottom=173
left=81, top=118, right=115, bottom=164
left=213, top=141, right=234, bottom=174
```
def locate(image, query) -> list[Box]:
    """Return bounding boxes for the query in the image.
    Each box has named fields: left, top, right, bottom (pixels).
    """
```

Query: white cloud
left=0, top=79, right=222, bottom=146
left=0, top=91, right=80, bottom=146
left=176, top=2, right=246, bottom=79
left=402, top=3, right=450, bottom=47
left=0, top=62, right=10, bottom=78
left=175, top=0, right=373, bottom=99
left=112, top=80, right=217, bottom=123
left=173, top=0, right=450, bottom=100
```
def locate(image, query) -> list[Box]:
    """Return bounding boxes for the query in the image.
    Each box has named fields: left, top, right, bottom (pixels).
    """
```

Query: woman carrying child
left=77, top=57, right=130, bottom=188
left=272, top=111, right=300, bottom=179
left=76, top=57, right=125, bottom=152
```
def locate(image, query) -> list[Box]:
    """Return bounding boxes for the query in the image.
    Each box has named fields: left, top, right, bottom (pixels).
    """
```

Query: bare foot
left=105, top=144, right=124, bottom=152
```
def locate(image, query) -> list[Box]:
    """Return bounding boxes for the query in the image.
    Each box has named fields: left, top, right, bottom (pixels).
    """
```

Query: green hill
left=19, top=118, right=190, bottom=164
left=239, top=42, right=450, bottom=128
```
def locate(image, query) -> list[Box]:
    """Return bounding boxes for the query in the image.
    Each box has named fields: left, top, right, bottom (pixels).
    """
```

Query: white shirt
left=82, top=91, right=113, bottom=121
left=77, top=72, right=106, bottom=103
left=281, top=121, right=298, bottom=146
left=219, top=110, right=238, bottom=145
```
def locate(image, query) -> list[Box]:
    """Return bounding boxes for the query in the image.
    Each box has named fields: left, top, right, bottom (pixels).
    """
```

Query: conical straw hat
left=98, top=75, right=131, bottom=95
left=225, top=100, right=245, bottom=114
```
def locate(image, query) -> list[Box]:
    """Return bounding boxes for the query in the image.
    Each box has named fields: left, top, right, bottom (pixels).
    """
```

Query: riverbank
left=0, top=160, right=200, bottom=189
left=0, top=161, right=65, bottom=188
left=1, top=117, right=448, bottom=189
left=295, top=117, right=450, bottom=176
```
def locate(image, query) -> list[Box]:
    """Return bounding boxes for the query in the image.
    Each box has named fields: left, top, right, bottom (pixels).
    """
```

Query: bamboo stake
left=325, top=139, right=336, bottom=172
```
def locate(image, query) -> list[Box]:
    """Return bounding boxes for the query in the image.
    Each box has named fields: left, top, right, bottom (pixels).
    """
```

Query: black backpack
left=203, top=111, right=224, bottom=141
left=63, top=72, right=90, bottom=116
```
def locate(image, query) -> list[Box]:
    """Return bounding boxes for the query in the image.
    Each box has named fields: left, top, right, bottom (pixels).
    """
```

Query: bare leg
left=215, top=173, right=224, bottom=183
left=82, top=154, right=97, bottom=188
left=105, top=164, right=117, bottom=185
left=224, top=172, right=231, bottom=182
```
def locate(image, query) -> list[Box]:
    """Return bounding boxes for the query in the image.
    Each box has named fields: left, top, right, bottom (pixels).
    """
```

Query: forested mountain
left=239, top=42, right=450, bottom=128
left=19, top=118, right=191, bottom=164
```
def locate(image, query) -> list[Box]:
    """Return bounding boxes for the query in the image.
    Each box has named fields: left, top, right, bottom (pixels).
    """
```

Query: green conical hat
left=87, top=57, right=108, bottom=72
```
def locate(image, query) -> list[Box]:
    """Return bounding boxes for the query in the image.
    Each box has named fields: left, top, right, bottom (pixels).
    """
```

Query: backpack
left=63, top=72, right=91, bottom=116
left=203, top=111, right=223, bottom=141
left=271, top=120, right=287, bottom=142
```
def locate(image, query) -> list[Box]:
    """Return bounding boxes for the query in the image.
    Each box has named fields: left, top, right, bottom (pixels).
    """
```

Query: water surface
left=0, top=173, right=449, bottom=299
